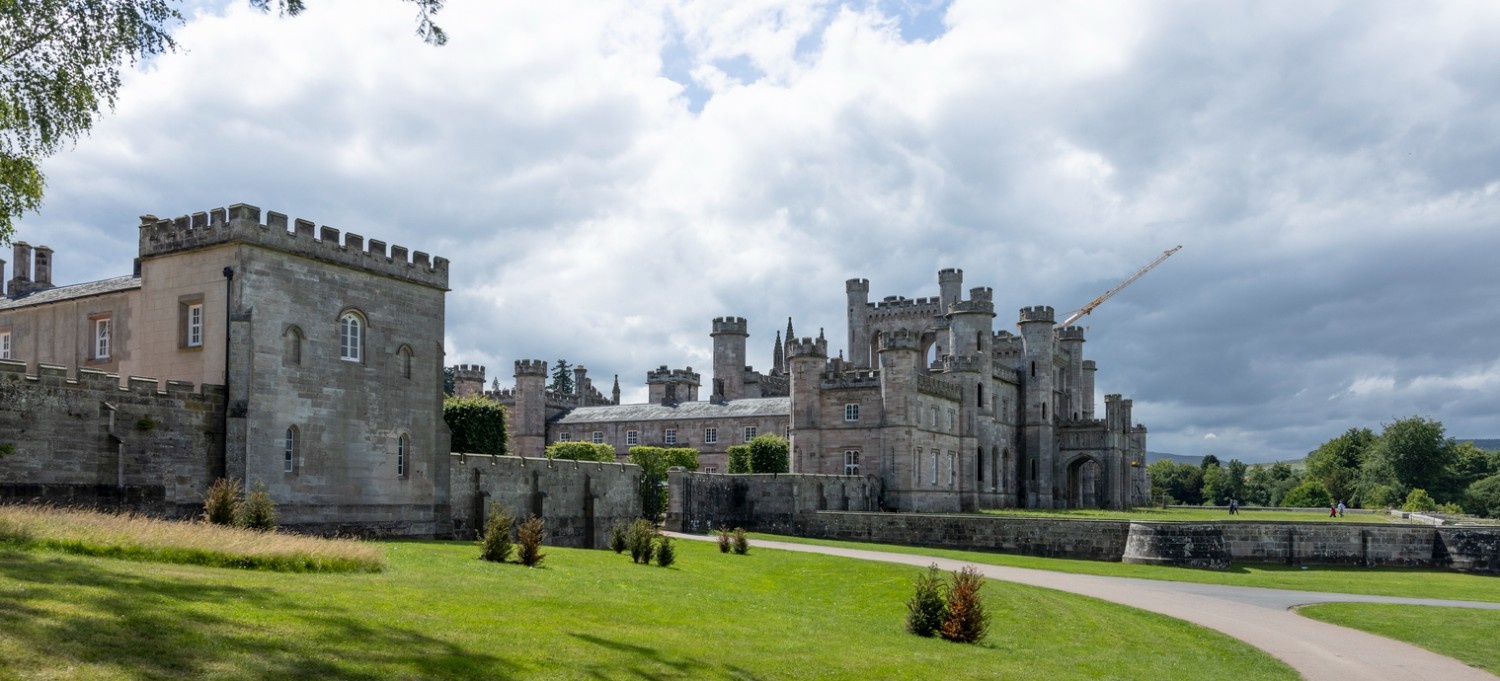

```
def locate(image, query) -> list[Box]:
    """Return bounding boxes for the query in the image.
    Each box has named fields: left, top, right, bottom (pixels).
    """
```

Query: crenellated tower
left=453, top=364, right=486, bottom=398
left=1057, top=326, right=1086, bottom=421
left=845, top=279, right=870, bottom=367
left=512, top=359, right=548, bottom=458
left=647, top=365, right=701, bottom=405
left=787, top=335, right=828, bottom=473
left=1018, top=305, right=1057, bottom=507
left=711, top=316, right=748, bottom=401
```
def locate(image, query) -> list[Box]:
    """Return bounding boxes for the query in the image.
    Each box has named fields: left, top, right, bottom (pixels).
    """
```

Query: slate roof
left=0, top=276, right=140, bottom=311
left=551, top=397, right=790, bottom=424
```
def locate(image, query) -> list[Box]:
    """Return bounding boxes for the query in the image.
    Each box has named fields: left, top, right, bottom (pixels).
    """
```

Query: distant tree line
left=1149, top=416, right=1500, bottom=517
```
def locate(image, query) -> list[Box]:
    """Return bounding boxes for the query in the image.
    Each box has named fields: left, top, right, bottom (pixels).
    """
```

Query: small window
left=977, top=446, right=984, bottom=482
left=398, top=345, right=413, bottom=379
left=283, top=426, right=298, bottom=473
left=844, top=403, right=859, bottom=422
left=339, top=312, right=362, bottom=362
left=704, top=427, right=718, bottom=444
left=284, top=325, right=304, bottom=365
left=743, top=426, right=757, bottom=442
left=844, top=450, right=860, bottom=476
left=948, top=451, right=956, bottom=487
left=930, top=451, right=938, bottom=485
left=1042, top=402, right=1047, bottom=420
left=397, top=433, right=409, bottom=477
left=913, top=447, right=922, bottom=485
left=559, top=432, right=572, bottom=442
left=664, top=429, right=677, bottom=446
left=186, top=304, right=203, bottom=347
left=704, top=466, right=717, bottom=474
left=977, top=383, right=984, bottom=408
left=94, top=318, right=112, bottom=360
left=929, top=406, right=937, bottom=428
left=0, top=331, right=10, bottom=360
left=626, top=430, right=639, bottom=446
left=591, top=431, right=603, bottom=444
left=948, top=409, right=956, bottom=431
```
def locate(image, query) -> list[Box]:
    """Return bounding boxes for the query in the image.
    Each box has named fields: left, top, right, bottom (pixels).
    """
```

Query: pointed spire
left=786, top=316, right=795, bottom=342
left=611, top=374, right=621, bottom=405
left=818, top=327, right=825, bottom=341
left=773, top=330, right=785, bottom=375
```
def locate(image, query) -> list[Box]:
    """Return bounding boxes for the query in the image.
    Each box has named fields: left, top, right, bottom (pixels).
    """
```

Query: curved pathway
left=667, top=533, right=1499, bottom=681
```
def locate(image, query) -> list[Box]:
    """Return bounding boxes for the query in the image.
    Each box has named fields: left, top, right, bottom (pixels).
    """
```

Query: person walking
left=1329, top=503, right=1338, bottom=518
left=1337, top=500, right=1346, bottom=518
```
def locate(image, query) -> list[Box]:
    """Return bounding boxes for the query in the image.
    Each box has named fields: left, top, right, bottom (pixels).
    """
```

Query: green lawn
left=981, top=506, right=1399, bottom=523
left=0, top=539, right=1299, bottom=680
left=1297, top=603, right=1500, bottom=674
left=747, top=534, right=1500, bottom=602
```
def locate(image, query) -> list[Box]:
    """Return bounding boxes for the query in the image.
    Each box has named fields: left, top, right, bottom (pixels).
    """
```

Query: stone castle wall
left=665, top=470, right=882, bottom=534
left=450, top=454, right=642, bottom=549
left=0, top=360, right=225, bottom=517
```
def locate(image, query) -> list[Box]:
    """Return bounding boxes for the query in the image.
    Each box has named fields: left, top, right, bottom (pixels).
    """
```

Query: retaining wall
left=450, top=454, right=642, bottom=549
left=665, top=470, right=881, bottom=534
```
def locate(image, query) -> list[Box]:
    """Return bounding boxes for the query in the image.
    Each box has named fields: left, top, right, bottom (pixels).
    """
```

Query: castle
left=470, top=269, right=1149, bottom=511
left=0, top=204, right=452, bottom=534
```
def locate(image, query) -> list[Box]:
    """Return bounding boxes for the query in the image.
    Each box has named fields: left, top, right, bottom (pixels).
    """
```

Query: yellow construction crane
left=1056, top=245, right=1182, bottom=328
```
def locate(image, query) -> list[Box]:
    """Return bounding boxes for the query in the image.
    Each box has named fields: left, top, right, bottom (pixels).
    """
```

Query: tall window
left=0, top=331, right=10, bottom=360
left=929, top=406, right=937, bottom=428
left=844, top=403, right=859, bottom=422
left=914, top=447, right=922, bottom=485
left=948, top=409, right=956, bottom=431
left=94, top=318, right=111, bottom=359
left=398, top=346, right=413, bottom=379
left=283, top=426, right=298, bottom=473
left=626, top=430, right=638, bottom=446
left=186, top=304, right=203, bottom=347
left=704, top=427, right=717, bottom=444
left=930, top=451, right=938, bottom=484
left=948, top=451, right=956, bottom=486
left=743, top=426, right=757, bottom=442
left=664, top=429, right=677, bottom=445
left=285, top=326, right=304, bottom=365
left=339, top=312, right=362, bottom=362
left=844, top=450, right=860, bottom=476
left=397, top=433, right=409, bottom=477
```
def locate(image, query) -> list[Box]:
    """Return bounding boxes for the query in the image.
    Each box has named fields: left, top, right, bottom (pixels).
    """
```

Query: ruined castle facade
left=1, top=204, right=452, bottom=534
left=481, top=269, right=1148, bottom=511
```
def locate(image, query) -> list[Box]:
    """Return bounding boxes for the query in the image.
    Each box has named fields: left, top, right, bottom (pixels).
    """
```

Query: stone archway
left=1065, top=456, right=1104, bottom=509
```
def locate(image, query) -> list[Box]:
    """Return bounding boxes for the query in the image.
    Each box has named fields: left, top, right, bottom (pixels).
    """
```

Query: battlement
left=845, top=278, right=870, bottom=293
left=820, top=369, right=880, bottom=390
left=646, top=365, right=701, bottom=384
left=0, top=360, right=225, bottom=399
left=788, top=336, right=828, bottom=359
left=515, top=359, right=548, bottom=377
left=938, top=355, right=981, bottom=373
left=878, top=328, right=920, bottom=351
left=969, top=286, right=993, bottom=302
left=1057, top=326, right=1086, bottom=341
left=947, top=298, right=995, bottom=315
left=711, top=316, right=748, bottom=335
left=916, top=374, right=963, bottom=401
left=992, top=364, right=1019, bottom=383
left=454, top=364, right=486, bottom=382
left=1082, top=360, right=1097, bottom=370
left=137, top=203, right=449, bottom=290
left=870, top=296, right=942, bottom=312
left=938, top=268, right=963, bottom=282
left=1018, top=305, right=1055, bottom=323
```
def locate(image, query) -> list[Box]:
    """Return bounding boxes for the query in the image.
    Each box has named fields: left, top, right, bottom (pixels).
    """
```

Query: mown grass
left=980, top=506, right=1399, bottom=523
left=0, top=537, right=1300, bottom=680
left=747, top=533, right=1500, bottom=602
left=0, top=505, right=384, bottom=573
left=1297, top=603, right=1500, bottom=673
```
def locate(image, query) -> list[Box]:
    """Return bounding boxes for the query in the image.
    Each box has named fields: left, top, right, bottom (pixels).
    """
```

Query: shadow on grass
left=0, top=550, right=515, bottom=679
left=570, top=632, right=762, bottom=680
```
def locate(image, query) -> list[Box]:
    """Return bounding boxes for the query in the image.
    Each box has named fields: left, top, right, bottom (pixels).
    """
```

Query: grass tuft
left=0, top=504, right=383, bottom=573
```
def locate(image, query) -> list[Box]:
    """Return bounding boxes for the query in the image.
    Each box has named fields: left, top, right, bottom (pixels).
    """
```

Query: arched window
left=977, top=382, right=984, bottom=408
left=397, top=345, right=413, bottom=379
left=283, top=426, right=299, bottom=473
left=284, top=326, right=304, bottom=365
left=397, top=433, right=409, bottom=477
left=339, top=312, right=363, bottom=362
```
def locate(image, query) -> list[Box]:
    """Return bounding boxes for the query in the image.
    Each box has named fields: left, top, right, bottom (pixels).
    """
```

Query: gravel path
left=666, top=533, right=1498, bottom=681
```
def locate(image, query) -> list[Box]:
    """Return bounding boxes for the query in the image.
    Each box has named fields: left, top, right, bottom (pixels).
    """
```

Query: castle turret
left=1018, top=305, right=1056, bottom=508
left=938, top=268, right=963, bottom=310
left=787, top=335, right=828, bottom=473
left=1058, top=326, right=1086, bottom=421
left=845, top=279, right=870, bottom=368
left=512, top=360, right=548, bottom=458
left=453, top=364, right=486, bottom=398
left=573, top=364, right=588, bottom=404
left=648, top=365, right=701, bottom=405
left=1081, top=360, right=1097, bottom=420
left=711, top=317, right=748, bottom=401
left=878, top=328, right=921, bottom=427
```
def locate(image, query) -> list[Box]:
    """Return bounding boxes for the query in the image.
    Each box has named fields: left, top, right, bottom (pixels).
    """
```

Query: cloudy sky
left=13, top=0, right=1500, bottom=462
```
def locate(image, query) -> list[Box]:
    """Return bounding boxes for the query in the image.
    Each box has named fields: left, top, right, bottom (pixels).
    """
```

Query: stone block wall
left=0, top=361, right=224, bottom=517
left=666, top=470, right=881, bottom=534
left=1218, top=522, right=1439, bottom=568
left=801, top=511, right=1132, bottom=561
left=450, top=454, right=642, bottom=549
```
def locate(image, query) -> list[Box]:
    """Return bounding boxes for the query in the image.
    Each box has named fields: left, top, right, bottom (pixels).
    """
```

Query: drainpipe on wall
left=222, top=266, right=234, bottom=475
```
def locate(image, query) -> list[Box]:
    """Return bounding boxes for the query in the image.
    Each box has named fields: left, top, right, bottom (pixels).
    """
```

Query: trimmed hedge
left=445, top=395, right=507, bottom=455
left=546, top=441, right=616, bottom=462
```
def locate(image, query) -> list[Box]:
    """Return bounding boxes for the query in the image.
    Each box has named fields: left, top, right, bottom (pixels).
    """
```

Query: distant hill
left=1459, top=439, right=1500, bottom=451
left=1146, top=451, right=1202, bottom=466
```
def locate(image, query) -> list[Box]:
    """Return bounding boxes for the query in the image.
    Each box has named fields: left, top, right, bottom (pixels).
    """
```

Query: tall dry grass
left=0, top=504, right=384, bottom=573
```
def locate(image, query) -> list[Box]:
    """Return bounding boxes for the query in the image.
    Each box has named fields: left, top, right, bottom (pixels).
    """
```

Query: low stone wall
left=1218, top=522, right=1438, bottom=568
left=449, top=454, right=642, bottom=549
left=665, top=471, right=881, bottom=535
left=801, top=511, right=1131, bottom=562
left=1122, top=522, right=1231, bottom=569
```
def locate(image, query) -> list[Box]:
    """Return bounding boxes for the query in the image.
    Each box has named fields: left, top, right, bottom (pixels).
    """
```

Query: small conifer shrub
left=203, top=477, right=242, bottom=526
left=517, top=514, right=546, bottom=568
left=479, top=503, right=515, bottom=563
left=626, top=519, right=656, bottom=564
left=237, top=481, right=277, bottom=531
left=905, top=563, right=947, bottom=637
left=609, top=522, right=627, bottom=554
left=716, top=525, right=731, bottom=553
left=731, top=527, right=749, bottom=555
left=655, top=534, right=676, bottom=568
left=939, top=565, right=991, bottom=644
